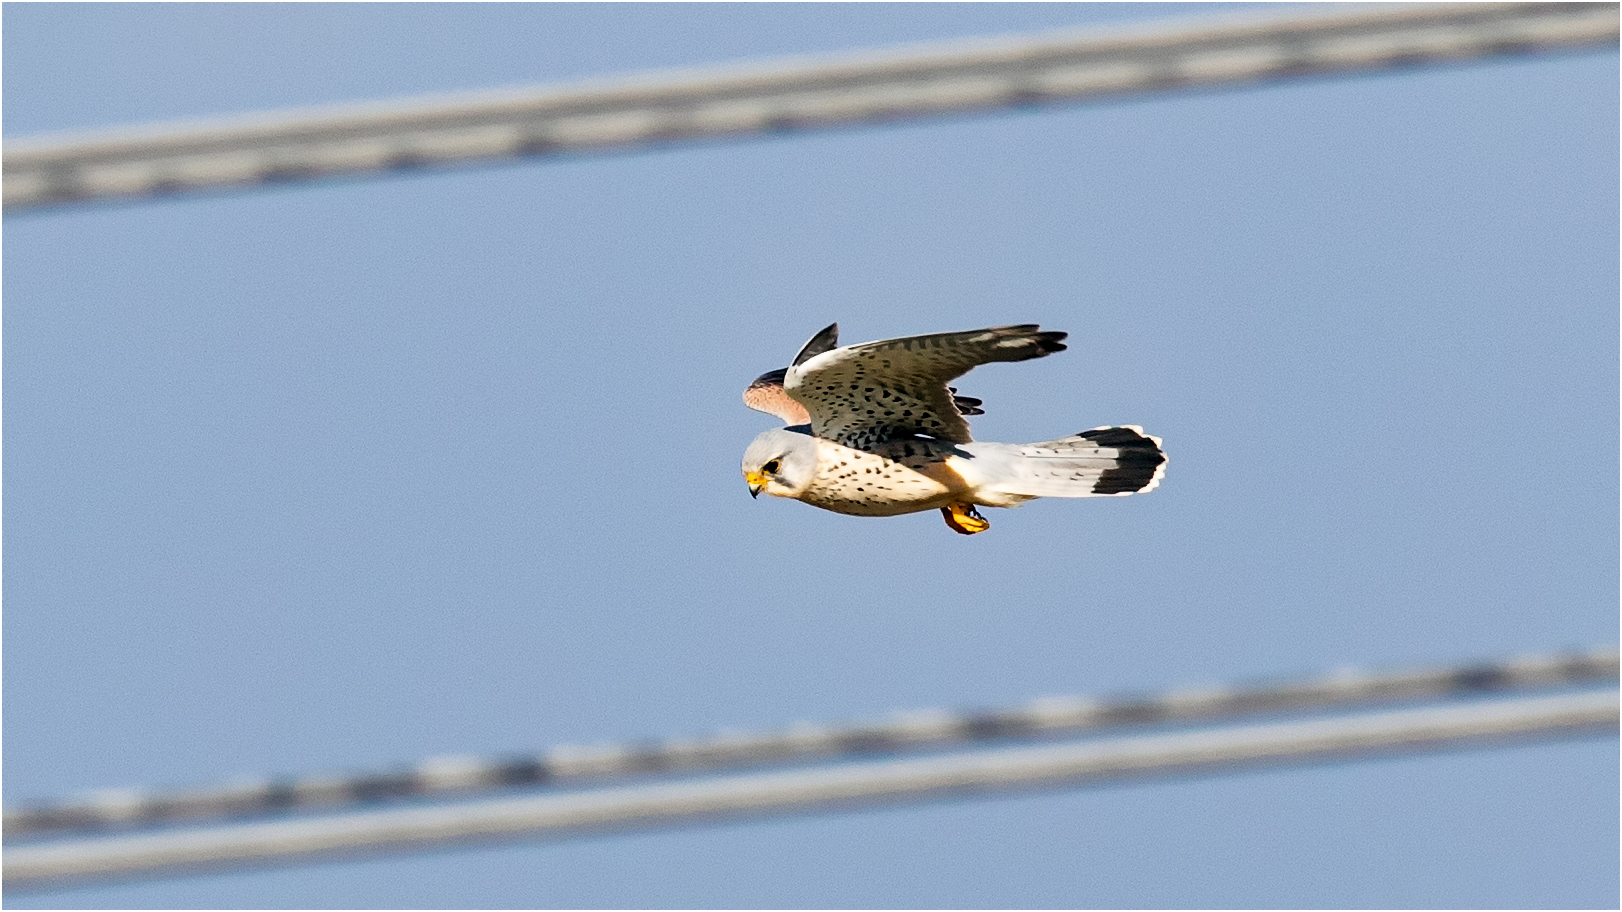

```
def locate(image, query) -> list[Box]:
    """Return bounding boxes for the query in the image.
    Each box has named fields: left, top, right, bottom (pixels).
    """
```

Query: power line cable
left=5, top=689, right=1614, bottom=891
left=6, top=647, right=1614, bottom=841
left=5, top=2, right=1615, bottom=212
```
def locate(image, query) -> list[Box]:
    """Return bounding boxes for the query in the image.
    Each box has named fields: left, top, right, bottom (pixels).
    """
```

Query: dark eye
left=762, top=459, right=781, bottom=474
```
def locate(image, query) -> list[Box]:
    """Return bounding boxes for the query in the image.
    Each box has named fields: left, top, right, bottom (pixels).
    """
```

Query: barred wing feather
left=784, top=324, right=1066, bottom=448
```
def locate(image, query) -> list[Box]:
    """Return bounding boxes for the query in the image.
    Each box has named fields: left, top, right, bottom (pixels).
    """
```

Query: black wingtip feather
left=983, top=326, right=1067, bottom=362
left=750, top=367, right=789, bottom=388
left=948, top=387, right=985, bottom=416
left=791, top=323, right=840, bottom=367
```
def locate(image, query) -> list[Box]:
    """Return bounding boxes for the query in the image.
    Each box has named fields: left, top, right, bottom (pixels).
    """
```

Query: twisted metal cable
left=5, top=689, right=1614, bottom=891
left=7, top=647, right=1614, bottom=841
left=5, top=2, right=1616, bottom=211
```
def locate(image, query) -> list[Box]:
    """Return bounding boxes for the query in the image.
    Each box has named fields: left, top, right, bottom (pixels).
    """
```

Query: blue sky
left=5, top=3, right=1617, bottom=908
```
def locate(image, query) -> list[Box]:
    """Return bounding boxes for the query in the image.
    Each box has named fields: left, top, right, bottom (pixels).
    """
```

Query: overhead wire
left=5, top=689, right=1614, bottom=891
left=6, top=648, right=1614, bottom=841
left=4, top=2, right=1616, bottom=211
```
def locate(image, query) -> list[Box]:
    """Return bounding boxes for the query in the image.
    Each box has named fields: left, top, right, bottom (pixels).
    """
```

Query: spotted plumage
left=744, top=368, right=983, bottom=428
left=741, top=324, right=1165, bottom=534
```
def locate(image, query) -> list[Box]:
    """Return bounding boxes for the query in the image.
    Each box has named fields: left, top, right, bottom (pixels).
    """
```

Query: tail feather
left=974, top=426, right=1166, bottom=499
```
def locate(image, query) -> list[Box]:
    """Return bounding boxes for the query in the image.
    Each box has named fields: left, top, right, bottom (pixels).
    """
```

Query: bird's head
left=741, top=428, right=818, bottom=500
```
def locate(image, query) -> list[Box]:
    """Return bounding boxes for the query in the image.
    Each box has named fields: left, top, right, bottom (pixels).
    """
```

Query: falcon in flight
left=741, top=323, right=1165, bottom=534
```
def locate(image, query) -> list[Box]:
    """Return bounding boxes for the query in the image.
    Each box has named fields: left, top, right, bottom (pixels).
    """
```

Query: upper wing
left=745, top=368, right=985, bottom=426
left=783, top=325, right=1066, bottom=447
left=740, top=324, right=843, bottom=425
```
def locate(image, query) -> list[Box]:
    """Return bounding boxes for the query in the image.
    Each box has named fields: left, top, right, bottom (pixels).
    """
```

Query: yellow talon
left=941, top=502, right=990, bottom=535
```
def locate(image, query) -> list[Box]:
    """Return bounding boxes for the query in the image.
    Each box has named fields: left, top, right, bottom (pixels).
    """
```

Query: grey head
left=741, top=427, right=819, bottom=500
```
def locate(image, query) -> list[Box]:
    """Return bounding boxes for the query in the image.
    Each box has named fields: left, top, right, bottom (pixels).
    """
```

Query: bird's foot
left=941, top=502, right=990, bottom=535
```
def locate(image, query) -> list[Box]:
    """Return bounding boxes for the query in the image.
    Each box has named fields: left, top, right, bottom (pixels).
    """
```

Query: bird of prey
left=740, top=323, right=1165, bottom=534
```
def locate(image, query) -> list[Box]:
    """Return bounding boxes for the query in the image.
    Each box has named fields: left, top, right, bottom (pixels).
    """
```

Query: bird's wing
left=783, top=324, right=1066, bottom=447
left=745, top=370, right=984, bottom=426
left=743, top=368, right=812, bottom=425
left=790, top=323, right=842, bottom=367
left=741, top=324, right=842, bottom=425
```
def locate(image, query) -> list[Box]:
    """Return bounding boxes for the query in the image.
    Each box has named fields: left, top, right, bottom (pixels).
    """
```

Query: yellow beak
left=744, top=470, right=766, bottom=498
